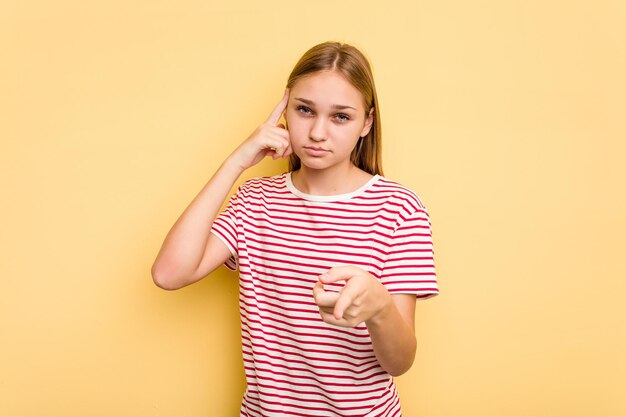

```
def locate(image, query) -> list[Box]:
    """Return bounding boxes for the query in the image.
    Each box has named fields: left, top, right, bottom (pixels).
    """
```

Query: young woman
left=152, top=41, right=439, bottom=417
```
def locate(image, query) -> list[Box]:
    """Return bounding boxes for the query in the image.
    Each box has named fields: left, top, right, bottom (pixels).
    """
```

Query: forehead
left=291, top=71, right=365, bottom=110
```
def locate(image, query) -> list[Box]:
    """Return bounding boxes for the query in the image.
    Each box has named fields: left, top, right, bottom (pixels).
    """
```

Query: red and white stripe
left=211, top=173, right=438, bottom=416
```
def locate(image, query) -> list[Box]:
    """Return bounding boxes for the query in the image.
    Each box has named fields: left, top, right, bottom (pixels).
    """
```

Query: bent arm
left=314, top=267, right=419, bottom=376
left=366, top=294, right=417, bottom=377
left=151, top=90, right=292, bottom=290
left=151, top=157, right=243, bottom=290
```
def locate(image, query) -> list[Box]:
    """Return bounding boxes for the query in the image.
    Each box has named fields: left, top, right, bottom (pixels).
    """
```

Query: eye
left=296, top=105, right=313, bottom=115
left=335, top=113, right=350, bottom=122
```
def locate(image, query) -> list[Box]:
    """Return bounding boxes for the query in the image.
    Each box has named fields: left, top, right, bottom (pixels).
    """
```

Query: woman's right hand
left=229, top=89, right=292, bottom=171
left=152, top=90, right=292, bottom=291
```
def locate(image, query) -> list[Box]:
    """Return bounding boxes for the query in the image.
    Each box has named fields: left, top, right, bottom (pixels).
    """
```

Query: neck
left=292, top=162, right=372, bottom=196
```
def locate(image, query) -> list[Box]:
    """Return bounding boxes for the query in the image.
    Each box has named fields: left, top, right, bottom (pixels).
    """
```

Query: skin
left=285, top=70, right=374, bottom=195
left=152, top=71, right=417, bottom=376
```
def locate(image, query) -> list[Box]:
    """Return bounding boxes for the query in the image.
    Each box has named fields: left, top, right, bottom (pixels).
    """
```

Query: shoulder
left=239, top=174, right=286, bottom=192
left=371, top=177, right=433, bottom=233
left=370, top=176, right=428, bottom=214
left=234, top=174, right=289, bottom=202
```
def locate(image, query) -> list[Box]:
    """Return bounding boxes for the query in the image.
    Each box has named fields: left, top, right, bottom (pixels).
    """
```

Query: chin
left=299, top=160, right=330, bottom=171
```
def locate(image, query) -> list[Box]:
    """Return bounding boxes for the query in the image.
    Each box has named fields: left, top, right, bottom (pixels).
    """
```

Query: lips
left=303, top=146, right=330, bottom=157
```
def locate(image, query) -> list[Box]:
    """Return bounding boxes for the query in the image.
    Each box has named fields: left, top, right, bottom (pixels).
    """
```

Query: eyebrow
left=294, top=97, right=357, bottom=111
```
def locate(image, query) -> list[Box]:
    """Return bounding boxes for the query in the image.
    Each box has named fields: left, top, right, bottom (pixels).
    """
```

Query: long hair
left=286, top=42, right=383, bottom=176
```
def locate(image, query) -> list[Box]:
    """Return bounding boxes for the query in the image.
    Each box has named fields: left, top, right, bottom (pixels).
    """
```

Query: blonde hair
left=286, top=41, right=383, bottom=176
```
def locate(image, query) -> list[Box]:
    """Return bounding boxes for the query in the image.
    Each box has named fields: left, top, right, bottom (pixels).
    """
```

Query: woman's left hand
left=312, top=265, right=393, bottom=328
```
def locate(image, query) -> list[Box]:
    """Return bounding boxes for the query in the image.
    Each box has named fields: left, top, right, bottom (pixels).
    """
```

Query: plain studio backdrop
left=1, top=1, right=624, bottom=416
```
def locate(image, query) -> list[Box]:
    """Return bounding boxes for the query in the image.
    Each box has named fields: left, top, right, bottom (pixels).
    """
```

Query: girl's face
left=285, top=70, right=373, bottom=172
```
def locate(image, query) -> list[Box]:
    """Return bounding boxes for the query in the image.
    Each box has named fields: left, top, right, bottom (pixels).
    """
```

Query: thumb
left=313, top=280, right=340, bottom=308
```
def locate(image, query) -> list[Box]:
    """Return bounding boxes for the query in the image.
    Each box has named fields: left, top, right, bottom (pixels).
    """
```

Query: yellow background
left=1, top=1, right=625, bottom=416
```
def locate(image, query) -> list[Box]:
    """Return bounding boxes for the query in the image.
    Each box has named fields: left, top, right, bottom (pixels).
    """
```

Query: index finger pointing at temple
left=266, top=89, right=290, bottom=126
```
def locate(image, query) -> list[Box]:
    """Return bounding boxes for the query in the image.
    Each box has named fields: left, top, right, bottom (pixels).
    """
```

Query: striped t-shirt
left=211, top=172, right=439, bottom=417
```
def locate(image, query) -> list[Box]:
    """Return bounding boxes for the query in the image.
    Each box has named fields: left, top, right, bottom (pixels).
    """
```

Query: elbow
left=384, top=340, right=417, bottom=377
left=386, top=357, right=415, bottom=377
left=151, top=263, right=185, bottom=291
left=387, top=363, right=413, bottom=377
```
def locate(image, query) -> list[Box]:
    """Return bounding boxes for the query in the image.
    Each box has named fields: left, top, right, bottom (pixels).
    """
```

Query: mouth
left=303, top=146, right=330, bottom=157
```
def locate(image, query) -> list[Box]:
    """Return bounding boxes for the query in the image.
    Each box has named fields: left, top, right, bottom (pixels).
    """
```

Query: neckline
left=285, top=172, right=380, bottom=202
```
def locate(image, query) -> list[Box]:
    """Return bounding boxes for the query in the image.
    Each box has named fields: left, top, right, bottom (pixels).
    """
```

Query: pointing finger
left=319, top=266, right=358, bottom=285
left=266, top=89, right=290, bottom=126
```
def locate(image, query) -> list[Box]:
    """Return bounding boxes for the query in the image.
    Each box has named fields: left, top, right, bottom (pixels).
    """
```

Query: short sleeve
left=380, top=207, right=439, bottom=299
left=210, top=188, right=240, bottom=271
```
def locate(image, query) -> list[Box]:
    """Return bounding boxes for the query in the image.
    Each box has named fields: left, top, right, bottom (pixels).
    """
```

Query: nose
left=309, top=117, right=328, bottom=142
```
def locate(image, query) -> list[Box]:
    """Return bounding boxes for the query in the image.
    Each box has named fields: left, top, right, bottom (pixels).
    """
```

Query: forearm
left=151, top=156, right=243, bottom=287
left=152, top=90, right=291, bottom=289
left=366, top=298, right=417, bottom=377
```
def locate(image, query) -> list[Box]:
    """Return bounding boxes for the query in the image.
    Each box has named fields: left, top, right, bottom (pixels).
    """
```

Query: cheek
left=337, top=126, right=363, bottom=143
left=285, top=114, right=308, bottom=136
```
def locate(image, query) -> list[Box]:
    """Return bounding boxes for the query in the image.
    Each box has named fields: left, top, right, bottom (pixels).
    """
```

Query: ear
left=360, top=107, right=375, bottom=137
